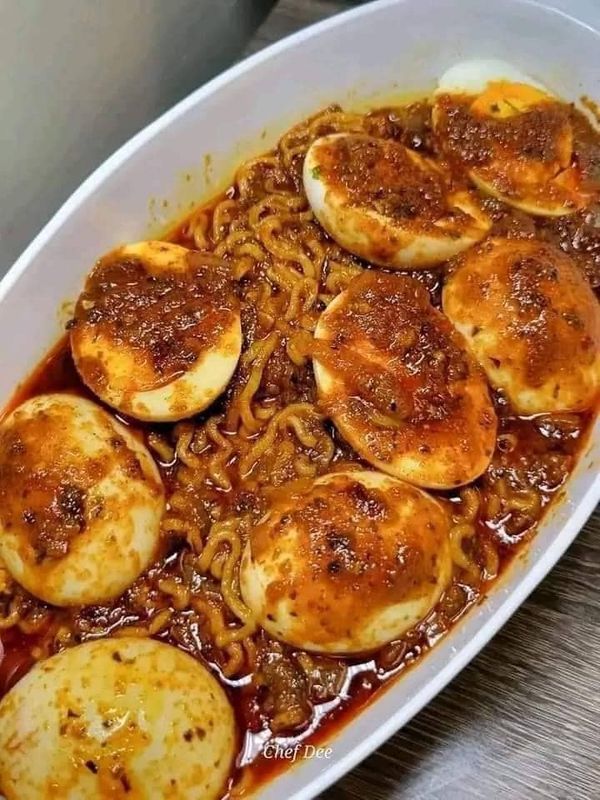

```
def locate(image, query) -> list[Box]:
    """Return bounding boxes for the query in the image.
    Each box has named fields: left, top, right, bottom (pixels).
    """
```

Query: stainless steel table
left=248, top=3, right=600, bottom=799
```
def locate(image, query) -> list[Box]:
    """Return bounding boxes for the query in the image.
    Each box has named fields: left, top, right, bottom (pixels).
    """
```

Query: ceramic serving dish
left=1, top=1, right=598, bottom=797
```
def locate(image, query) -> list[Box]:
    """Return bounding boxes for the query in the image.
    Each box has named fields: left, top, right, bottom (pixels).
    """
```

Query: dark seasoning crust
left=0, top=401, right=146, bottom=563
left=316, top=135, right=472, bottom=230
left=252, top=474, right=449, bottom=647
left=434, top=95, right=580, bottom=206
left=0, top=97, right=599, bottom=795
left=70, top=249, right=238, bottom=393
left=434, top=96, right=571, bottom=168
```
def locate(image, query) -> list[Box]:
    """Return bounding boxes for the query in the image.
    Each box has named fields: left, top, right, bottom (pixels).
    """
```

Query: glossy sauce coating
left=0, top=96, right=598, bottom=798
left=241, top=472, right=451, bottom=653
left=0, top=394, right=164, bottom=607
left=71, top=245, right=238, bottom=393
left=434, top=94, right=584, bottom=208
left=0, top=638, right=237, bottom=800
left=315, top=135, right=468, bottom=229
left=0, top=399, right=142, bottom=560
left=314, top=270, right=497, bottom=487
left=443, top=238, right=600, bottom=413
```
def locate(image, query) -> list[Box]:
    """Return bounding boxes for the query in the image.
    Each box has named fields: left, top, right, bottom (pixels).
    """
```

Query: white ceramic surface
left=0, top=1, right=599, bottom=799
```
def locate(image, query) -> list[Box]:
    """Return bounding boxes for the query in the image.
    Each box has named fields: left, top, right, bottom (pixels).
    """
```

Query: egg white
left=240, top=470, right=452, bottom=655
left=71, top=241, right=243, bottom=422
left=303, top=133, right=490, bottom=269
left=435, top=59, right=548, bottom=98
left=0, top=638, right=237, bottom=800
left=443, top=237, right=600, bottom=414
left=313, top=276, right=497, bottom=489
left=0, top=394, right=164, bottom=606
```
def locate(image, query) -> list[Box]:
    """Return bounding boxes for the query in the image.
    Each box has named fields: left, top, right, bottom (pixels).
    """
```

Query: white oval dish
left=0, top=1, right=599, bottom=799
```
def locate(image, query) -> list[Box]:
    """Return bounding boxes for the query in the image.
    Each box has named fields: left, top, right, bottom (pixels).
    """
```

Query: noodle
left=205, top=417, right=234, bottom=491
left=449, top=487, right=482, bottom=578
left=258, top=214, right=321, bottom=277
left=158, top=578, right=191, bottom=612
left=112, top=608, right=173, bottom=639
left=238, top=402, right=333, bottom=476
left=147, top=431, right=175, bottom=463
left=237, top=331, right=281, bottom=433
left=197, top=519, right=256, bottom=646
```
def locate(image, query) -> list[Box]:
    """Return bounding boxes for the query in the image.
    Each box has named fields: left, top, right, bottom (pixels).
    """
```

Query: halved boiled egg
left=70, top=241, right=242, bottom=422
left=303, top=133, right=491, bottom=268
left=0, top=638, right=237, bottom=800
left=443, top=238, right=600, bottom=414
left=240, top=470, right=452, bottom=654
left=0, top=394, right=164, bottom=606
left=313, top=271, right=497, bottom=489
left=433, top=59, right=592, bottom=216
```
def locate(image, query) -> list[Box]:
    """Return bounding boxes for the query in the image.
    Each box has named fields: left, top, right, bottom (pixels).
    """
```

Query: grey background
left=0, top=0, right=275, bottom=274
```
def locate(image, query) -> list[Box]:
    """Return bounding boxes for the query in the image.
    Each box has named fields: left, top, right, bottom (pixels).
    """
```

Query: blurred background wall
left=0, top=0, right=275, bottom=274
